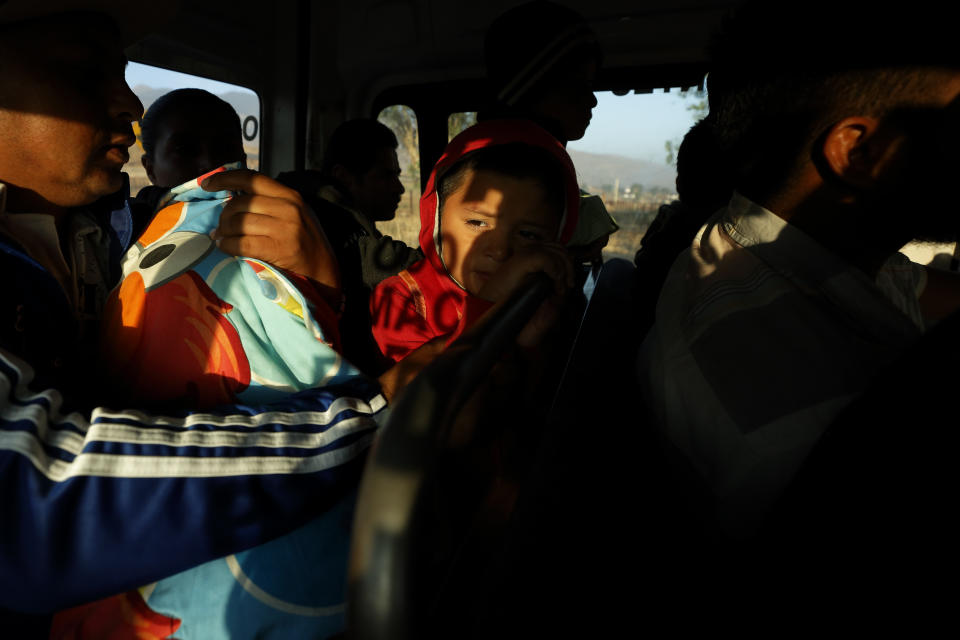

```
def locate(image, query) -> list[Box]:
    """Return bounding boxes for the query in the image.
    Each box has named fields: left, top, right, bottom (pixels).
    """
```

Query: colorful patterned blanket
left=101, top=164, right=359, bottom=407
left=67, top=165, right=368, bottom=639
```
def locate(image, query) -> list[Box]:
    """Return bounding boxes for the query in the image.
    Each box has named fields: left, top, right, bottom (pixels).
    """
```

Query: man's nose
left=395, top=177, right=405, bottom=195
left=588, top=91, right=598, bottom=109
left=110, top=79, right=144, bottom=124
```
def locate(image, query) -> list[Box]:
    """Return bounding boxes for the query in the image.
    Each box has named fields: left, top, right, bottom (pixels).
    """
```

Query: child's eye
left=466, top=219, right=488, bottom=229
left=518, top=230, right=545, bottom=242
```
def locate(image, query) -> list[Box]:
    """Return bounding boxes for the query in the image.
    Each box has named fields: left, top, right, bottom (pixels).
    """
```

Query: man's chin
left=373, top=210, right=398, bottom=222
left=565, top=121, right=590, bottom=142
left=92, top=169, right=126, bottom=195
left=69, top=171, right=127, bottom=208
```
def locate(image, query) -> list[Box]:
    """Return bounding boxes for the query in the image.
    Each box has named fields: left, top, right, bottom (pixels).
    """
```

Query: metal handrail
left=346, top=274, right=553, bottom=640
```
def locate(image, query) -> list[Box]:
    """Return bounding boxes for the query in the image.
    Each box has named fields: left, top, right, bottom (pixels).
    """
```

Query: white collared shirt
left=638, top=193, right=925, bottom=535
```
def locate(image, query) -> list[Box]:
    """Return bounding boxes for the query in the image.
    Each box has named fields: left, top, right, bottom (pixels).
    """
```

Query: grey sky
left=568, top=90, right=705, bottom=164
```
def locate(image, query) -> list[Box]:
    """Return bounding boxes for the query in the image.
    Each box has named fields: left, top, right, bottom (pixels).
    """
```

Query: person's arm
left=368, top=275, right=438, bottom=364
left=357, top=235, right=424, bottom=289
left=0, top=348, right=384, bottom=614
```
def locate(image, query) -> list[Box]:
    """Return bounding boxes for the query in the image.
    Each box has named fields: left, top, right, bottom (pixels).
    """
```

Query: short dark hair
left=140, top=88, right=241, bottom=158
left=322, top=119, right=398, bottom=176
left=437, top=143, right=565, bottom=216
left=706, top=0, right=960, bottom=201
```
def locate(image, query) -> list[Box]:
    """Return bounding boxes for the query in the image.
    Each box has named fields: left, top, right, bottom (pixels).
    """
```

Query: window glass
left=443, top=92, right=708, bottom=263
left=567, top=88, right=706, bottom=261
left=125, top=62, right=260, bottom=194
left=377, top=105, right=422, bottom=247
left=448, top=112, right=478, bottom=141
left=901, top=241, right=959, bottom=271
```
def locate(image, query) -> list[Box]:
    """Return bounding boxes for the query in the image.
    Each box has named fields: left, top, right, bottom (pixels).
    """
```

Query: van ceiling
left=130, top=0, right=735, bottom=109
left=126, top=0, right=737, bottom=174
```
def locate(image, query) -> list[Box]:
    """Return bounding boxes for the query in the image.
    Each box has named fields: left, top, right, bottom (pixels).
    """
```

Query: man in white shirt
left=639, top=0, right=960, bottom=535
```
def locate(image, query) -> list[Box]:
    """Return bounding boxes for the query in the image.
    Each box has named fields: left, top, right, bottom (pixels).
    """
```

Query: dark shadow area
left=762, top=304, right=960, bottom=617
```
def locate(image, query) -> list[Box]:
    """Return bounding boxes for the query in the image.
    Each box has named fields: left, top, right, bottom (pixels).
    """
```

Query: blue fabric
left=111, top=167, right=370, bottom=637
left=146, top=489, right=357, bottom=639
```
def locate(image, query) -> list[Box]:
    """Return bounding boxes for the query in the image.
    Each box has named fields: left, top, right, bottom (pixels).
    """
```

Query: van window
left=901, top=241, right=960, bottom=271
left=377, top=105, right=422, bottom=247
left=125, top=62, right=261, bottom=194
left=441, top=91, right=708, bottom=263
left=568, top=87, right=706, bottom=261
left=448, top=112, right=478, bottom=141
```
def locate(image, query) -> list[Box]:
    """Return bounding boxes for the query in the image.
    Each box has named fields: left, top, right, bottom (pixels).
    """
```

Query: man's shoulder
left=643, top=207, right=915, bottom=433
left=357, top=235, right=422, bottom=288
left=313, top=195, right=369, bottom=247
left=638, top=218, right=913, bottom=534
left=652, top=215, right=794, bottom=338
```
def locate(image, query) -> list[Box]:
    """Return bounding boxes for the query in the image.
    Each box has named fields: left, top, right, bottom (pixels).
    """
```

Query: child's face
left=440, top=168, right=560, bottom=295
left=144, top=105, right=245, bottom=188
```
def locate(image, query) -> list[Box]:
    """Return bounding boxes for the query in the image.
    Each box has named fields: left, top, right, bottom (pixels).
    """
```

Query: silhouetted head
left=323, top=119, right=404, bottom=222
left=674, top=118, right=732, bottom=213
left=484, top=1, right=601, bottom=143
left=140, top=88, right=245, bottom=189
left=706, top=0, right=960, bottom=241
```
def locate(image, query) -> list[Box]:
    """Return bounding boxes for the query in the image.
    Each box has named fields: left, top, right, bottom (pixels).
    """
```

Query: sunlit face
left=439, top=168, right=560, bottom=295
left=0, top=14, right=142, bottom=214
left=343, top=147, right=405, bottom=222
left=144, top=105, right=245, bottom=188
left=528, top=59, right=599, bottom=142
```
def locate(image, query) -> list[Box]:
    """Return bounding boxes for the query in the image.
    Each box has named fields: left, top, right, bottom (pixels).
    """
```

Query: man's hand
left=202, top=169, right=340, bottom=295
left=477, top=243, right=575, bottom=302
left=477, top=243, right=575, bottom=348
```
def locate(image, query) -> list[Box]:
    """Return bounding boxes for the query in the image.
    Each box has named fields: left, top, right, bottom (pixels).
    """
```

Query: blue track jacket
left=0, top=183, right=385, bottom=613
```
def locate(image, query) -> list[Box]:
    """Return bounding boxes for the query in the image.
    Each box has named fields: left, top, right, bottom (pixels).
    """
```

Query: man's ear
left=820, top=116, right=887, bottom=189
left=142, top=154, right=157, bottom=185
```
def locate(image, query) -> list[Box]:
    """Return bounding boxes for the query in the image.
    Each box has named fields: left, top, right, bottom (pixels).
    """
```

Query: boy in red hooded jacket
left=370, top=120, right=580, bottom=363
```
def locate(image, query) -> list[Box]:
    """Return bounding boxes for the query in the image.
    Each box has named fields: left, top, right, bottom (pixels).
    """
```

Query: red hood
left=372, top=120, right=581, bottom=360
left=415, top=119, right=580, bottom=300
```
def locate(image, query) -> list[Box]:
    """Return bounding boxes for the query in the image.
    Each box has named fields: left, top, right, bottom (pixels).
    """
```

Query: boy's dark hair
left=140, top=88, right=241, bottom=158
left=705, top=0, right=959, bottom=202
left=437, top=143, right=566, bottom=216
left=321, top=119, right=398, bottom=177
